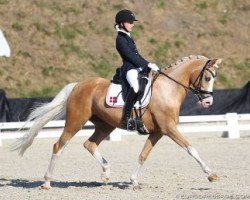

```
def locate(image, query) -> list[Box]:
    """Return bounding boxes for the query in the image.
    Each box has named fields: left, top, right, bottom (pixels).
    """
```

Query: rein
left=157, top=60, right=214, bottom=101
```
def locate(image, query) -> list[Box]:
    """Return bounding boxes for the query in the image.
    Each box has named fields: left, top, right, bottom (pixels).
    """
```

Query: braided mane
left=164, top=55, right=208, bottom=70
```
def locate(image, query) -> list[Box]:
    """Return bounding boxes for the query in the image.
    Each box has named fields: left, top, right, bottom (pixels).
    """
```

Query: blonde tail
left=11, top=82, right=77, bottom=156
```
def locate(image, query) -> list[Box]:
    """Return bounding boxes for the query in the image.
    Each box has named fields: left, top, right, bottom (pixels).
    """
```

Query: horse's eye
left=205, top=76, right=211, bottom=82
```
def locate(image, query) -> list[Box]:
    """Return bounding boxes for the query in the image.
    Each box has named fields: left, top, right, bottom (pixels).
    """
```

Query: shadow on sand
left=0, top=178, right=131, bottom=190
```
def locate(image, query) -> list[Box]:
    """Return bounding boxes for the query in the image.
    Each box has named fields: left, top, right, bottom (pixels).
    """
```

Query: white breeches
left=126, top=69, right=139, bottom=93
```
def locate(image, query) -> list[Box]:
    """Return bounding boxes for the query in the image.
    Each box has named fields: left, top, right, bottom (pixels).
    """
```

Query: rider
left=114, top=9, right=160, bottom=131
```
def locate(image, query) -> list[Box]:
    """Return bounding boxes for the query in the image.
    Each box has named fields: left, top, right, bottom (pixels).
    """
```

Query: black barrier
left=0, top=81, right=249, bottom=122
left=0, top=89, right=12, bottom=122
left=8, top=97, right=53, bottom=122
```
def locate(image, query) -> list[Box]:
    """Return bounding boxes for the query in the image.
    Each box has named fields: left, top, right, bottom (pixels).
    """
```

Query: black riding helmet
left=115, top=9, right=138, bottom=24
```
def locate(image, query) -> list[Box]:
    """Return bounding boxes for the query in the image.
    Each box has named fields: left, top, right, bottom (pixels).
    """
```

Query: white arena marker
left=108, top=129, right=122, bottom=141
left=0, top=131, right=2, bottom=146
left=0, top=29, right=11, bottom=57
left=226, top=113, right=240, bottom=139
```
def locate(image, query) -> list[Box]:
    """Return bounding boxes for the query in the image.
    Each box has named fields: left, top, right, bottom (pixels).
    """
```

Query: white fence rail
left=0, top=113, right=250, bottom=146
left=178, top=113, right=250, bottom=138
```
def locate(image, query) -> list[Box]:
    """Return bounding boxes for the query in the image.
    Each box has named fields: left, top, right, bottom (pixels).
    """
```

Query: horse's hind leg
left=84, top=120, right=115, bottom=183
left=41, top=103, right=92, bottom=189
left=165, top=122, right=218, bottom=182
left=41, top=128, right=81, bottom=189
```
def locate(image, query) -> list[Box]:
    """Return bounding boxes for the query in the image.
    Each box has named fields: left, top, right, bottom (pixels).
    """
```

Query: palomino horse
left=12, top=55, right=222, bottom=190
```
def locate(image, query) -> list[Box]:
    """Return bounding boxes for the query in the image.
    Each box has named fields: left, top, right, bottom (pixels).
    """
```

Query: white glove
left=148, top=63, right=160, bottom=72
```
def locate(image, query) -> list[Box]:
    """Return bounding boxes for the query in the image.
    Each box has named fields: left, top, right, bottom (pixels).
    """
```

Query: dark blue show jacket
left=116, top=32, right=150, bottom=77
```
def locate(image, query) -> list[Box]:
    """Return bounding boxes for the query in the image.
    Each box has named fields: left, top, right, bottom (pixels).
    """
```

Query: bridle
left=157, top=60, right=217, bottom=101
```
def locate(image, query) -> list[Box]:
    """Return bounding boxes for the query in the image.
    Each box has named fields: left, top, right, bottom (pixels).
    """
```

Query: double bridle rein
left=157, top=60, right=217, bottom=101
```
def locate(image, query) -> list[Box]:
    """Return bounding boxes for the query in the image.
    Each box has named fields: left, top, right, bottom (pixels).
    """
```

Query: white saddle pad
left=106, top=76, right=152, bottom=109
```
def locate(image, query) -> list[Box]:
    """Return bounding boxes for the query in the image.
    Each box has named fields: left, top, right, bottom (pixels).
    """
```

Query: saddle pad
left=106, top=76, right=152, bottom=109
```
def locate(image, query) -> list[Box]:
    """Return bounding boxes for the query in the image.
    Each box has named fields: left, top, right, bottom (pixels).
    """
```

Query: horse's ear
left=215, top=58, right=222, bottom=66
left=211, top=58, right=222, bottom=68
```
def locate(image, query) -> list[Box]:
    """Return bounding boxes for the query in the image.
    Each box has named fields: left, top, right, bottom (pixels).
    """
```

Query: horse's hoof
left=133, top=185, right=142, bottom=191
left=39, top=185, right=51, bottom=190
left=101, top=173, right=109, bottom=183
left=208, top=173, right=219, bottom=182
left=39, top=182, right=52, bottom=190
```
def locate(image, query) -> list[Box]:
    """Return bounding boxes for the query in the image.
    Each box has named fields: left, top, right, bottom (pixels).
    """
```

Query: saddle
left=106, top=68, right=152, bottom=108
left=106, top=68, right=152, bottom=135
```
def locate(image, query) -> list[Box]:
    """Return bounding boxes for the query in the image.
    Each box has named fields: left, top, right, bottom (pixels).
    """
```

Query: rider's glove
left=148, top=63, right=160, bottom=72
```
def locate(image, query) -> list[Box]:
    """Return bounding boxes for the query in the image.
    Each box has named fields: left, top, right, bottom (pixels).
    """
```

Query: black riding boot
left=121, top=88, right=137, bottom=131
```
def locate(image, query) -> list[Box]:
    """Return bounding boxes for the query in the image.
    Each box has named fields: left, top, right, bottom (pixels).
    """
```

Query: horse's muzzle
left=198, top=96, right=213, bottom=108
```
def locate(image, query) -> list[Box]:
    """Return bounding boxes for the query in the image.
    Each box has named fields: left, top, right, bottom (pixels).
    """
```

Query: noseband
left=158, top=60, right=216, bottom=101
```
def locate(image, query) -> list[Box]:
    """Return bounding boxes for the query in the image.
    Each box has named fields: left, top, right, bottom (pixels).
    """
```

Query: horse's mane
left=164, top=55, right=208, bottom=70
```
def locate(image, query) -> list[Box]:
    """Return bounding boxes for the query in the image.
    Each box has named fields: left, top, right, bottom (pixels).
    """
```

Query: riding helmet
left=115, top=9, right=138, bottom=24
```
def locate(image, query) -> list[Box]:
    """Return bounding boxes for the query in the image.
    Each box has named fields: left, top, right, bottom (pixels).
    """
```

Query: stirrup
left=135, top=117, right=149, bottom=135
left=137, top=124, right=149, bottom=135
left=127, top=118, right=137, bottom=131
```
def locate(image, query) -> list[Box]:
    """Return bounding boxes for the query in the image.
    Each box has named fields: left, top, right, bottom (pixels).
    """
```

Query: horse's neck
left=161, top=61, right=186, bottom=91
left=156, top=59, right=205, bottom=105
left=163, top=59, right=205, bottom=86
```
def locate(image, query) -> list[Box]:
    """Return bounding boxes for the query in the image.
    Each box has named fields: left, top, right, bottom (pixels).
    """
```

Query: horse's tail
left=11, top=82, right=77, bottom=156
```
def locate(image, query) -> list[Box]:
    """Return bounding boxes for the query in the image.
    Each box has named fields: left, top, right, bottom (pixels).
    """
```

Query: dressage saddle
left=112, top=68, right=149, bottom=135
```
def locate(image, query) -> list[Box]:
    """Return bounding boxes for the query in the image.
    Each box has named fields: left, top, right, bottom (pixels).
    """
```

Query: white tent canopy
left=0, top=29, right=11, bottom=57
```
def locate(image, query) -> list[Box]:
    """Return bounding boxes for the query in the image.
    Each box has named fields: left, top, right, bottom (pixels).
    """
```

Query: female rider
left=115, top=9, right=159, bottom=131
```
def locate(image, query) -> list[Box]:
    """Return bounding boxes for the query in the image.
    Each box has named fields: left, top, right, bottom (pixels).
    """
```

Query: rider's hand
left=148, top=63, right=160, bottom=72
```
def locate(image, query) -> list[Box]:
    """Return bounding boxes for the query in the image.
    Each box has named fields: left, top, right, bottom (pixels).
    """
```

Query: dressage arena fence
left=0, top=113, right=250, bottom=146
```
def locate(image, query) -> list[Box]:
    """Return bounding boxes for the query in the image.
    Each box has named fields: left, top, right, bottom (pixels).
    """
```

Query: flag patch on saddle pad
left=105, top=76, right=152, bottom=108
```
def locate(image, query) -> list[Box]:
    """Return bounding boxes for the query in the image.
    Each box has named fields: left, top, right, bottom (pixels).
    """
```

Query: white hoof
left=133, top=185, right=142, bottom=190
left=101, top=172, right=110, bottom=183
left=39, top=182, right=52, bottom=190
left=101, top=165, right=110, bottom=183
left=130, top=177, right=141, bottom=190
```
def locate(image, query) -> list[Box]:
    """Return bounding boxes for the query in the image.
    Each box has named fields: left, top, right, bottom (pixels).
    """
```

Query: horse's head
left=192, top=58, right=222, bottom=108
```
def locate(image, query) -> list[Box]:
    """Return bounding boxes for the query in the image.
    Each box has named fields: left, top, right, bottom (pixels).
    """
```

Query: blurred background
left=0, top=0, right=249, bottom=98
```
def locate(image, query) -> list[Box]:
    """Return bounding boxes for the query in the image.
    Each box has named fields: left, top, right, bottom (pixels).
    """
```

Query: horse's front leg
left=165, top=122, right=218, bottom=182
left=186, top=146, right=218, bottom=181
left=131, top=132, right=162, bottom=190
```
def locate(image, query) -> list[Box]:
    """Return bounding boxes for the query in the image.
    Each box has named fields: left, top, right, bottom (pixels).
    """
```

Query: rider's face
left=124, top=22, right=134, bottom=32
